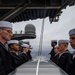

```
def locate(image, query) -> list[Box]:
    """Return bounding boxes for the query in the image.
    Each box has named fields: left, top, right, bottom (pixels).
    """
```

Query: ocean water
left=31, top=49, right=51, bottom=60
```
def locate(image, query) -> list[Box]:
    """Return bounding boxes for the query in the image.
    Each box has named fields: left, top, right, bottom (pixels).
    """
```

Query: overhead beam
left=0, top=1, right=31, bottom=21
left=0, top=6, right=61, bottom=9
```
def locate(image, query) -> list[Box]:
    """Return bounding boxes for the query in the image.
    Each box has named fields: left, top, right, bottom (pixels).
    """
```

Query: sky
left=12, top=5, right=75, bottom=54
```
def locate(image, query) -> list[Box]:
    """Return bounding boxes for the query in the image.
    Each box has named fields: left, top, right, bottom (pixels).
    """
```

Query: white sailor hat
left=0, top=21, right=12, bottom=28
left=51, top=40, right=57, bottom=43
left=69, top=28, right=75, bottom=36
left=21, top=44, right=29, bottom=48
left=23, top=40, right=29, bottom=44
left=58, top=40, right=69, bottom=44
left=7, top=40, right=19, bottom=44
left=54, top=45, right=58, bottom=48
left=23, top=40, right=29, bottom=43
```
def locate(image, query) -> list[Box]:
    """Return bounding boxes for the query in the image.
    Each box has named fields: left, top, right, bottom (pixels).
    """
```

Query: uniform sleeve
left=0, top=58, right=6, bottom=75
left=19, top=53, right=29, bottom=63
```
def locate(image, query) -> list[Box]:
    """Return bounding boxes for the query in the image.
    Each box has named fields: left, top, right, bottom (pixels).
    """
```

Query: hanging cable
left=38, top=0, right=47, bottom=56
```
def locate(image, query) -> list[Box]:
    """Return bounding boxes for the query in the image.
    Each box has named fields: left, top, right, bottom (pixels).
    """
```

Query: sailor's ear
left=64, top=44, right=68, bottom=47
left=0, top=29, right=2, bottom=34
left=9, top=44, right=14, bottom=49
